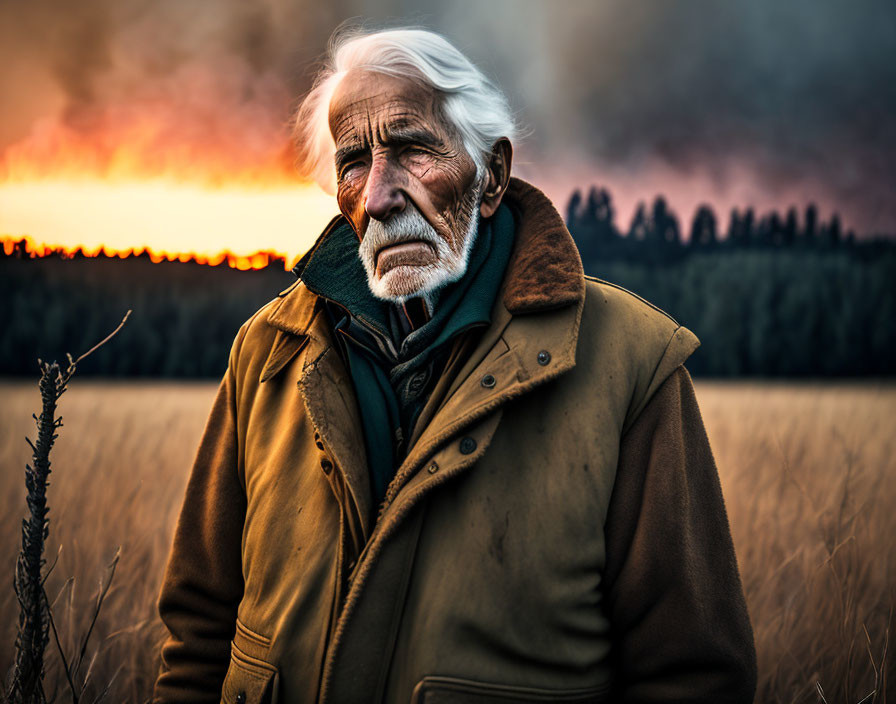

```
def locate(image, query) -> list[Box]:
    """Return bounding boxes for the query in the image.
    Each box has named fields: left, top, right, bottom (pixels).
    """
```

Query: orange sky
left=0, top=179, right=336, bottom=266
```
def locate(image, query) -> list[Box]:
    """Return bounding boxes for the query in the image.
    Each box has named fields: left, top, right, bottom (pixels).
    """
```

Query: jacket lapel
left=265, top=282, right=374, bottom=543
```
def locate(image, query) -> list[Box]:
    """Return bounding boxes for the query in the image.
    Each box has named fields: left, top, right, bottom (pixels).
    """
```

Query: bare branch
left=72, top=311, right=132, bottom=368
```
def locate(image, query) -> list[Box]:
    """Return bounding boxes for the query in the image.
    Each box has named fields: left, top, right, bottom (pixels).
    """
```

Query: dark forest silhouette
left=564, top=186, right=886, bottom=265
left=2, top=187, right=894, bottom=378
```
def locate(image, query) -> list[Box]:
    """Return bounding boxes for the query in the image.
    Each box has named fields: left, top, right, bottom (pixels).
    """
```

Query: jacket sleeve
left=152, top=337, right=247, bottom=702
left=603, top=364, right=757, bottom=702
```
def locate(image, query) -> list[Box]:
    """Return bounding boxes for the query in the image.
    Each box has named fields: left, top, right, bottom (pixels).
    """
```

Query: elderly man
left=153, top=27, right=756, bottom=704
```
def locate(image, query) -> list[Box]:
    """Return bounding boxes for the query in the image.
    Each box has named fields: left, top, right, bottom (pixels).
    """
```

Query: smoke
left=1, top=0, right=894, bottom=231
left=0, top=0, right=353, bottom=179
left=426, top=0, right=896, bottom=234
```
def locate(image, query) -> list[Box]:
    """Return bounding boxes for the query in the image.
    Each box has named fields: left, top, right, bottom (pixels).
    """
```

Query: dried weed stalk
left=5, top=312, right=131, bottom=704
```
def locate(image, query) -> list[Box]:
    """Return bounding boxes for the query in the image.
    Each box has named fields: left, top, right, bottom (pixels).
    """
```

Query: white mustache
left=359, top=203, right=445, bottom=263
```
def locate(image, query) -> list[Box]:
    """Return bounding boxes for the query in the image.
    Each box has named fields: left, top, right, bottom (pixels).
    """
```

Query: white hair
left=293, top=27, right=519, bottom=193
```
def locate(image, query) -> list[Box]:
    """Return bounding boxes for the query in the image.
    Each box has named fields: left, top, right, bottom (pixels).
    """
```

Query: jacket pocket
left=411, top=675, right=609, bottom=704
left=219, top=641, right=279, bottom=704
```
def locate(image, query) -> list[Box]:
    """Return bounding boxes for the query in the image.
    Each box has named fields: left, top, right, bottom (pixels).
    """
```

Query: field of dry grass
left=0, top=379, right=892, bottom=702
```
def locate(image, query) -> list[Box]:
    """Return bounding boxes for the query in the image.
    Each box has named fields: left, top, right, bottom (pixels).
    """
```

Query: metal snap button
left=459, top=437, right=477, bottom=455
left=428, top=461, right=439, bottom=474
left=235, top=691, right=247, bottom=704
left=480, top=373, right=496, bottom=388
left=537, top=350, right=551, bottom=366
left=320, top=458, right=333, bottom=474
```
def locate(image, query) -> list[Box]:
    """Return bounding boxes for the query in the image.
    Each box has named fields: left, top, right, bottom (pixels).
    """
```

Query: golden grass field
left=0, top=380, right=893, bottom=702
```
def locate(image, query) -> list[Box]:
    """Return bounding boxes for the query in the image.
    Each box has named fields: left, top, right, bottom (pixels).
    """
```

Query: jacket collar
left=266, top=176, right=585, bottom=336
left=500, top=176, right=585, bottom=313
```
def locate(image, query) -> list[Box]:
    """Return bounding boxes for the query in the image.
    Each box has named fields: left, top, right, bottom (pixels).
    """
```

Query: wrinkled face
left=328, top=68, right=483, bottom=303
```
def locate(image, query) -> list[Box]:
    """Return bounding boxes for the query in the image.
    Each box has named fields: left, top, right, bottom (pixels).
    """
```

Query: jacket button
left=427, top=461, right=439, bottom=474
left=235, top=692, right=246, bottom=704
left=406, top=369, right=430, bottom=399
left=321, top=458, right=333, bottom=474
left=459, top=437, right=477, bottom=455
left=537, top=350, right=551, bottom=366
left=480, top=373, right=496, bottom=388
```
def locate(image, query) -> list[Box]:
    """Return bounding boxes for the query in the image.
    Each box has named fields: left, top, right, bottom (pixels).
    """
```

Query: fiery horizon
left=0, top=176, right=338, bottom=270
left=1, top=232, right=294, bottom=271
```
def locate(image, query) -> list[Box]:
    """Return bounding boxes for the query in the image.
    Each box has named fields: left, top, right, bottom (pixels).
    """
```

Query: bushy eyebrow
left=383, top=126, right=444, bottom=149
left=334, top=125, right=445, bottom=166
left=334, top=143, right=365, bottom=166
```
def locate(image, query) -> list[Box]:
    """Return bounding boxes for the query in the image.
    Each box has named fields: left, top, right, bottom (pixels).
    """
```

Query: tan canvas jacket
left=153, top=178, right=757, bottom=703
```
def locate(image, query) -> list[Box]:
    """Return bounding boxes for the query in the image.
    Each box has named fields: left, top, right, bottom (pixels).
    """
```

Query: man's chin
left=367, top=262, right=463, bottom=304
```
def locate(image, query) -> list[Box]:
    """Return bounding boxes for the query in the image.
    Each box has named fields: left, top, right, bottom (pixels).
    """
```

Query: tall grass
left=0, top=380, right=892, bottom=701
left=698, top=382, right=894, bottom=702
left=0, top=382, right=211, bottom=702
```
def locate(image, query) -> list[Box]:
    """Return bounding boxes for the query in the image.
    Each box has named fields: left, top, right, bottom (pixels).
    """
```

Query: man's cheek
left=337, top=183, right=365, bottom=226
left=408, top=171, right=461, bottom=221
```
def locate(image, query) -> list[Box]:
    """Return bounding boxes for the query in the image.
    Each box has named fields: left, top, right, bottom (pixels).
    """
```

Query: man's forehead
left=328, top=69, right=443, bottom=144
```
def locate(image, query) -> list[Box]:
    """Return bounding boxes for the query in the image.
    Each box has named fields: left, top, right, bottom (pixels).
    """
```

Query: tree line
left=0, top=253, right=294, bottom=378
left=565, top=186, right=893, bottom=266
left=2, top=187, right=894, bottom=378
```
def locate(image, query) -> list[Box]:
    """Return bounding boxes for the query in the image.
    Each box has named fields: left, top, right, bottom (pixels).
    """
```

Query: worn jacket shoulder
left=230, top=298, right=281, bottom=361
left=222, top=287, right=296, bottom=386
left=584, top=275, right=682, bottom=325
left=582, top=276, right=701, bottom=434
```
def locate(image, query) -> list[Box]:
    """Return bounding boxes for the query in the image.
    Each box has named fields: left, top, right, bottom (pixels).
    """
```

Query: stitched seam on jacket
left=622, top=325, right=683, bottom=437
left=235, top=618, right=271, bottom=647
left=584, top=275, right=681, bottom=326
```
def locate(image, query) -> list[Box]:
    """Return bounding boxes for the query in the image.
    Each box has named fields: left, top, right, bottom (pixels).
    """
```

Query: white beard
left=358, top=180, right=483, bottom=307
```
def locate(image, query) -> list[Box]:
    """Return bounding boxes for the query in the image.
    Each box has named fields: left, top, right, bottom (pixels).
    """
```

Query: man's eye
left=403, top=146, right=429, bottom=157
left=338, top=162, right=364, bottom=178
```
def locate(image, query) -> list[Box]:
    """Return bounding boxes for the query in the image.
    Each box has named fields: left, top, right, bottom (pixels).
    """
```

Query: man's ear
left=479, top=138, right=513, bottom=218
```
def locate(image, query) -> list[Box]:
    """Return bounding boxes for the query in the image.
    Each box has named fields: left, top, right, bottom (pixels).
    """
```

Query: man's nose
left=364, top=156, right=407, bottom=221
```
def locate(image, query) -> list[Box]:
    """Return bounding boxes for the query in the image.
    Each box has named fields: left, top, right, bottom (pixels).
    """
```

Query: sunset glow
left=0, top=179, right=337, bottom=270
left=0, top=107, right=341, bottom=270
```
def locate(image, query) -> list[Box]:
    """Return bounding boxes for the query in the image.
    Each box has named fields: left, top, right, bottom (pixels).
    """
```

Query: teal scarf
left=299, top=202, right=517, bottom=505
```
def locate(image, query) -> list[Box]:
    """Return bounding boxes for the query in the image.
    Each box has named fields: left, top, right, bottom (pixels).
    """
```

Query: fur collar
left=500, top=177, right=584, bottom=314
